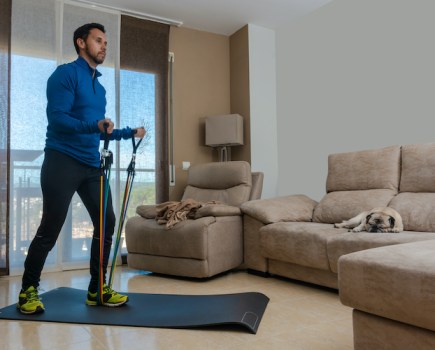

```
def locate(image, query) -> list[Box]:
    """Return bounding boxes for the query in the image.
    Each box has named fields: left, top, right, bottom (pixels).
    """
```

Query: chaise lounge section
left=339, top=240, right=435, bottom=349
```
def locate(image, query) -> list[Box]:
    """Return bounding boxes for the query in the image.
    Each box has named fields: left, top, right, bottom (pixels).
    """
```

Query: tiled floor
left=0, top=267, right=353, bottom=350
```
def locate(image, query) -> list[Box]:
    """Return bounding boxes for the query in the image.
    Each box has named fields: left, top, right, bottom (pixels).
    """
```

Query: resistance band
left=108, top=132, right=143, bottom=288
left=98, top=123, right=113, bottom=304
left=98, top=126, right=143, bottom=304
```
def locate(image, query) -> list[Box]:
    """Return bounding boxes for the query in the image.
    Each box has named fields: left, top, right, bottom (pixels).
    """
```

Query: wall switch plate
left=182, top=161, right=190, bottom=170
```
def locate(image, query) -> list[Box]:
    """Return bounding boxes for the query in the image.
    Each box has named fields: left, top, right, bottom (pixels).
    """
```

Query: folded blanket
left=135, top=200, right=242, bottom=229
left=155, top=199, right=220, bottom=229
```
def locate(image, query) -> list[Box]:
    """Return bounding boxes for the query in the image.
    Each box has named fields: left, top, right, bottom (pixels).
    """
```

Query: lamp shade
left=205, top=114, right=244, bottom=147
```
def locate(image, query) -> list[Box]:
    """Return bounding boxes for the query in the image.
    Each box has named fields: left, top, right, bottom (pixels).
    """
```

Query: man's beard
left=85, top=47, right=105, bottom=65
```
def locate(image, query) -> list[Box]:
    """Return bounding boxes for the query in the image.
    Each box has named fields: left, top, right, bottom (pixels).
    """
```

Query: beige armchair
left=125, top=161, right=263, bottom=278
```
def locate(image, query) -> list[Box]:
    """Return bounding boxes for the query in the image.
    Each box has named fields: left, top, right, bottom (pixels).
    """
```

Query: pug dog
left=334, top=207, right=403, bottom=233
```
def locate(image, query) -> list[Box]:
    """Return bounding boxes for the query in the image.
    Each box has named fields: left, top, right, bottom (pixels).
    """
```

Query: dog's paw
left=352, top=228, right=362, bottom=232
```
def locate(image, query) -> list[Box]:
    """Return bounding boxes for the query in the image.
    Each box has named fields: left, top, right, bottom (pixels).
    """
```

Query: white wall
left=275, top=0, right=435, bottom=201
left=248, top=24, right=278, bottom=198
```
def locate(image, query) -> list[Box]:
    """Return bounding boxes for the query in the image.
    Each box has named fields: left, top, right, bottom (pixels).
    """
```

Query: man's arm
left=101, top=126, right=146, bottom=140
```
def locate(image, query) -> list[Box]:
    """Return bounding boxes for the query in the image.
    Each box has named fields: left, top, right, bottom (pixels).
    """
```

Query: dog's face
left=365, top=213, right=396, bottom=233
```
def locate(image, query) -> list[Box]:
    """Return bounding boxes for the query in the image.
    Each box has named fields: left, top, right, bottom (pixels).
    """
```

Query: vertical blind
left=120, top=16, right=170, bottom=204
left=0, top=0, right=11, bottom=276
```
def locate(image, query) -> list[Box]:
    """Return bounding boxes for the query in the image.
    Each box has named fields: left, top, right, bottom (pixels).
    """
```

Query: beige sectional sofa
left=241, top=142, right=435, bottom=347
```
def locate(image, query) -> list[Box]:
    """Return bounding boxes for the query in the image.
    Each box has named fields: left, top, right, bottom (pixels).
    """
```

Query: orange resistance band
left=98, top=174, right=104, bottom=304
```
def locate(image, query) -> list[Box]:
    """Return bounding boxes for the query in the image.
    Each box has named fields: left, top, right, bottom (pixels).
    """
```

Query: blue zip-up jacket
left=45, top=56, right=132, bottom=168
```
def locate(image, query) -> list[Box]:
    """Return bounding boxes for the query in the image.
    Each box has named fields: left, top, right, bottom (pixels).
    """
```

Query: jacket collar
left=75, top=56, right=102, bottom=78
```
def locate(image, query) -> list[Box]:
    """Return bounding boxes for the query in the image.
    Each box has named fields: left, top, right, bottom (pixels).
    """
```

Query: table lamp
left=205, top=114, right=244, bottom=161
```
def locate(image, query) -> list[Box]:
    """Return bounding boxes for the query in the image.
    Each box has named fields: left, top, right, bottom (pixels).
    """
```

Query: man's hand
left=98, top=118, right=114, bottom=134
left=133, top=127, right=146, bottom=138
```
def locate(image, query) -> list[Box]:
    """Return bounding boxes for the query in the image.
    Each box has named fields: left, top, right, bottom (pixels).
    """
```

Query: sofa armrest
left=136, top=204, right=157, bottom=219
left=240, top=194, right=318, bottom=224
left=195, top=204, right=241, bottom=218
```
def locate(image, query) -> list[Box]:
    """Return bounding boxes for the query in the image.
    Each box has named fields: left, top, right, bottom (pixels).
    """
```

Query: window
left=119, top=69, right=156, bottom=253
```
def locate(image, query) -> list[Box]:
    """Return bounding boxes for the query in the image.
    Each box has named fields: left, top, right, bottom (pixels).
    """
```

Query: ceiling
left=77, top=0, right=332, bottom=36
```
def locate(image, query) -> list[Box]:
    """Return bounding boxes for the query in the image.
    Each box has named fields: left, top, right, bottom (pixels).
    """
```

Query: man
left=17, top=23, right=145, bottom=314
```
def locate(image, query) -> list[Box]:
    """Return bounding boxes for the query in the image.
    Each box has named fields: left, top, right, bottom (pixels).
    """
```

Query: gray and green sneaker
left=17, top=286, right=45, bottom=314
left=86, top=284, right=129, bottom=307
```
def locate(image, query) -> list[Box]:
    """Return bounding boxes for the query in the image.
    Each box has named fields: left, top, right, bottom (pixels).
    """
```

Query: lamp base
left=217, top=146, right=231, bottom=162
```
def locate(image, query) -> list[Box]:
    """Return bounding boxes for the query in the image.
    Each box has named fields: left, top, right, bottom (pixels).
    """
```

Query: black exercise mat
left=0, top=287, right=269, bottom=334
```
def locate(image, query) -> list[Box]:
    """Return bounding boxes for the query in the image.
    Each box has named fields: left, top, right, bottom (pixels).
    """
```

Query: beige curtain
left=120, top=16, right=170, bottom=203
left=0, top=0, right=11, bottom=276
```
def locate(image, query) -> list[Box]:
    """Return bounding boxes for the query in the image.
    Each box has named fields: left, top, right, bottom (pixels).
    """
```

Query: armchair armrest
left=240, top=194, right=318, bottom=224
left=194, top=204, right=241, bottom=218
left=136, top=204, right=157, bottom=219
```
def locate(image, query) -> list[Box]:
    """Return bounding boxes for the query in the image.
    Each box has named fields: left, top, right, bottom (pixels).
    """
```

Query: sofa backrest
left=389, top=142, right=435, bottom=232
left=325, top=145, right=401, bottom=192
left=313, top=145, right=401, bottom=224
left=182, top=161, right=252, bottom=207
left=398, top=142, right=435, bottom=192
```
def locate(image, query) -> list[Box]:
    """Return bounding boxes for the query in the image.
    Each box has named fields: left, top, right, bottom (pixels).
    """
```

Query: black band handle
left=131, top=128, right=143, bottom=153
left=103, top=122, right=110, bottom=150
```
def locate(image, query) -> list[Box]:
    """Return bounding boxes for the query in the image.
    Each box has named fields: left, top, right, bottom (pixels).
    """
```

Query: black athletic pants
left=22, top=149, right=115, bottom=293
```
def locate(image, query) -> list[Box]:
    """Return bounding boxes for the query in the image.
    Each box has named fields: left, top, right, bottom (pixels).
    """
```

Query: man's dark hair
left=73, top=23, right=105, bottom=54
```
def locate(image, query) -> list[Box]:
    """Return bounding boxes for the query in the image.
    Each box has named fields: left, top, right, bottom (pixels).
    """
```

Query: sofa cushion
left=339, top=240, right=435, bottom=332
left=260, top=222, right=343, bottom=271
left=326, top=145, right=401, bottom=192
left=400, top=142, right=435, bottom=192
left=328, top=231, right=435, bottom=273
left=389, top=192, right=435, bottom=232
left=313, top=189, right=396, bottom=224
